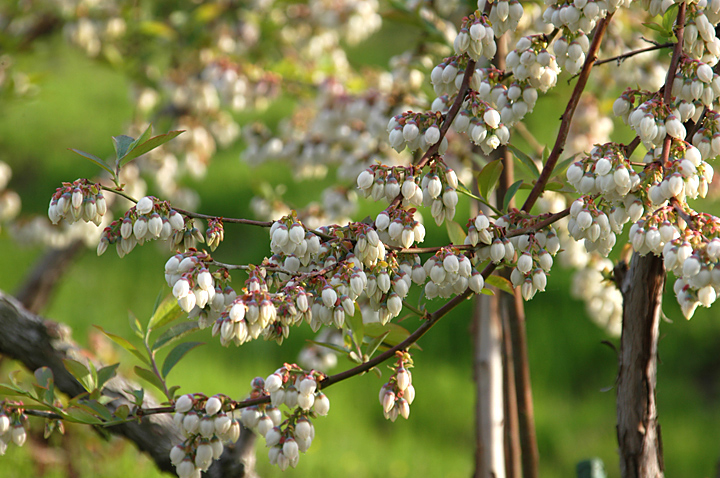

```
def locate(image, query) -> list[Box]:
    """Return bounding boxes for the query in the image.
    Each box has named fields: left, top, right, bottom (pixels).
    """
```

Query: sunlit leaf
left=134, top=366, right=166, bottom=394
left=152, top=321, right=200, bottom=351
left=94, top=326, right=150, bottom=366
left=148, top=295, right=184, bottom=332
left=161, top=342, right=204, bottom=378
left=445, top=220, right=467, bottom=245
left=69, top=149, right=114, bottom=176
left=477, top=159, right=504, bottom=200
left=63, top=359, right=94, bottom=391
left=485, top=275, right=515, bottom=295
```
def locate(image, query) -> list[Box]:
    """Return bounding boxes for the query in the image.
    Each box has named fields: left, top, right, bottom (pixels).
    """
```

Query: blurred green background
left=1, top=17, right=720, bottom=478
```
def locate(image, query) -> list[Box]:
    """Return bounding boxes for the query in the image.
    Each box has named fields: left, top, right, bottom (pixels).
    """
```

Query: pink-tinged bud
left=199, top=416, right=216, bottom=437
left=169, top=210, right=184, bottom=231
left=405, top=384, right=416, bottom=404
left=170, top=444, right=186, bottom=465
left=382, top=389, right=395, bottom=413
left=321, top=287, right=337, bottom=308
left=517, top=253, right=533, bottom=274
left=396, top=368, right=410, bottom=391
left=257, top=415, right=274, bottom=437
left=396, top=398, right=410, bottom=419
left=178, top=291, right=197, bottom=312
left=265, top=373, right=283, bottom=393
left=175, top=394, right=194, bottom=413
left=297, top=392, right=314, bottom=410
left=313, top=393, right=330, bottom=416
left=183, top=412, right=200, bottom=434
left=295, top=418, right=313, bottom=440
left=265, top=426, right=282, bottom=447
left=214, top=414, right=231, bottom=435
left=211, top=437, right=223, bottom=459
left=205, top=396, right=222, bottom=416
left=11, top=425, right=26, bottom=446
left=195, top=442, right=213, bottom=471
left=469, top=272, right=484, bottom=293
left=176, top=459, right=196, bottom=478
left=0, top=414, right=9, bottom=435
left=241, top=407, right=261, bottom=428
left=136, top=196, right=154, bottom=215
left=283, top=437, right=299, bottom=461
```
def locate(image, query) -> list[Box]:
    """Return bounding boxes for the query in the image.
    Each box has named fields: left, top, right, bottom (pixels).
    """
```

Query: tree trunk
left=616, top=253, right=665, bottom=478
left=474, top=292, right=506, bottom=478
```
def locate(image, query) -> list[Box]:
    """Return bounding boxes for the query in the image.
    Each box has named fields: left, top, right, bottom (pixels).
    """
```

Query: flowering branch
left=594, top=42, right=674, bottom=67
left=521, top=12, right=614, bottom=212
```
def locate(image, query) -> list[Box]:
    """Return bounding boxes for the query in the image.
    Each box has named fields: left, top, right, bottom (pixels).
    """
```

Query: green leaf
left=162, top=341, right=204, bottom=378
left=96, top=363, right=119, bottom=390
left=0, top=383, right=30, bottom=397
left=34, top=367, right=55, bottom=403
left=69, top=149, right=114, bottom=176
left=114, top=404, right=131, bottom=420
left=128, top=388, right=144, bottom=407
left=134, top=366, right=166, bottom=394
left=508, top=144, right=540, bottom=178
left=364, top=323, right=411, bottom=348
left=502, top=180, right=523, bottom=212
left=345, top=303, right=364, bottom=351
left=167, top=385, right=181, bottom=399
left=128, top=312, right=143, bottom=339
left=365, top=331, right=390, bottom=358
left=485, top=275, right=515, bottom=295
left=128, top=124, right=154, bottom=156
left=661, top=3, right=679, bottom=33
left=477, top=159, right=504, bottom=200
left=152, top=321, right=200, bottom=351
left=65, top=408, right=105, bottom=425
left=307, top=340, right=349, bottom=354
left=63, top=359, right=94, bottom=391
left=82, top=401, right=114, bottom=422
left=147, top=295, right=184, bottom=332
left=119, top=130, right=184, bottom=168
left=112, top=135, right=135, bottom=162
left=642, top=22, right=669, bottom=36
left=445, top=220, right=467, bottom=245
left=94, top=325, right=150, bottom=366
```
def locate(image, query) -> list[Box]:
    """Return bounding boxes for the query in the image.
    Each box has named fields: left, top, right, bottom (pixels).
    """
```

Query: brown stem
left=521, top=12, right=614, bottom=212
left=594, top=42, right=674, bottom=66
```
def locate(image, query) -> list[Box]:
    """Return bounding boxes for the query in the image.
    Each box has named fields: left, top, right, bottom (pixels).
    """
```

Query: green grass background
left=1, top=23, right=720, bottom=478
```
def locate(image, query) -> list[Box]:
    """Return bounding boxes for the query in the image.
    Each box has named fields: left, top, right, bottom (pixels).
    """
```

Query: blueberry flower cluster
left=482, top=0, right=524, bottom=37
left=374, top=208, right=425, bottom=249
left=48, top=178, right=107, bottom=227
left=453, top=11, right=497, bottom=61
left=379, top=351, right=415, bottom=421
left=0, top=403, right=28, bottom=456
left=170, top=394, right=241, bottom=478
left=423, top=246, right=484, bottom=299
left=386, top=111, right=447, bottom=154
left=506, top=36, right=560, bottom=93
left=553, top=31, right=589, bottom=76
left=356, top=165, right=425, bottom=207
left=469, top=67, right=538, bottom=126
left=256, top=367, right=329, bottom=470
left=692, top=110, right=720, bottom=160
left=97, top=195, right=190, bottom=257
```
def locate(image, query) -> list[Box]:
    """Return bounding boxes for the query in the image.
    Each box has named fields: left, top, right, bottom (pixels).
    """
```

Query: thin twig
left=521, top=12, right=615, bottom=212
left=594, top=42, right=674, bottom=66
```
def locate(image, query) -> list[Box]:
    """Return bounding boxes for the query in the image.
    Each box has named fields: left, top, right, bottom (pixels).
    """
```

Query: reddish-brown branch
left=521, top=12, right=614, bottom=212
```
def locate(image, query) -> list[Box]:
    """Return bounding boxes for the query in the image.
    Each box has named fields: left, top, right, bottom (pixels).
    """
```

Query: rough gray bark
left=616, top=253, right=665, bottom=478
left=0, top=291, right=258, bottom=478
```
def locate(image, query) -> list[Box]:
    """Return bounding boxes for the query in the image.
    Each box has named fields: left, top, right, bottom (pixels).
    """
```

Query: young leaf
left=0, top=383, right=29, bottom=397
left=485, top=275, right=515, bottom=295
left=365, top=331, right=391, bottom=358
left=69, top=149, right=114, bottom=176
left=134, top=366, right=166, bottom=394
left=94, top=325, right=151, bottom=366
left=364, top=323, right=411, bottom=348
left=82, top=401, right=115, bottom=422
left=128, top=311, right=143, bottom=339
left=34, top=367, right=54, bottom=390
left=307, top=340, right=349, bottom=354
left=508, top=144, right=540, bottom=178
left=63, top=359, right=95, bottom=391
left=114, top=404, right=131, bottom=420
left=502, top=180, right=523, bottom=212
left=147, top=295, right=184, bottom=332
left=161, top=341, right=204, bottom=378
left=112, top=135, right=135, bottom=163
left=65, top=408, right=105, bottom=425
left=477, top=159, right=504, bottom=200
left=96, top=363, right=120, bottom=390
left=152, top=321, right=200, bottom=351
left=127, top=124, right=154, bottom=157
left=345, top=303, right=364, bottom=352
left=446, top=219, right=467, bottom=245
left=119, top=130, right=184, bottom=168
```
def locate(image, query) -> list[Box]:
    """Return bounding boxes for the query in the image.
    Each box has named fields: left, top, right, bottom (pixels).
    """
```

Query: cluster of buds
left=692, top=110, right=720, bottom=161
left=97, top=196, right=189, bottom=257
left=683, top=3, right=720, bottom=63
left=629, top=209, right=681, bottom=257
left=646, top=142, right=713, bottom=204
left=379, top=352, right=416, bottom=421
left=363, top=255, right=412, bottom=324
left=421, top=164, right=459, bottom=226
left=423, top=247, right=484, bottom=299
left=170, top=394, right=241, bottom=478
left=430, top=56, right=468, bottom=97
left=0, top=403, right=28, bottom=455
left=505, top=36, right=559, bottom=93
left=205, top=218, right=224, bottom=251
left=356, top=165, right=425, bottom=207
left=465, top=212, right=495, bottom=249
left=48, top=178, right=107, bottom=226
left=386, top=111, right=447, bottom=154
left=351, top=222, right=387, bottom=266
left=269, top=216, right=322, bottom=266
left=553, top=31, right=589, bottom=76
left=668, top=228, right=720, bottom=318
left=375, top=208, right=425, bottom=249
left=453, top=95, right=509, bottom=154
left=570, top=257, right=623, bottom=336
left=453, top=12, right=497, bottom=62
left=166, top=250, right=233, bottom=318
left=259, top=368, right=329, bottom=470
left=566, top=143, right=641, bottom=203
left=542, top=0, right=620, bottom=34
left=482, top=0, right=523, bottom=37
left=212, top=268, right=282, bottom=346
left=469, top=67, right=538, bottom=127
left=672, top=58, right=720, bottom=113
left=568, top=198, right=616, bottom=256
left=622, top=97, right=681, bottom=149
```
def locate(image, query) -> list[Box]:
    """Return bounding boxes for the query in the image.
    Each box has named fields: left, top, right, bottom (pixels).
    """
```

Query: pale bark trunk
left=474, top=293, right=506, bottom=478
left=616, top=253, right=665, bottom=478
